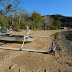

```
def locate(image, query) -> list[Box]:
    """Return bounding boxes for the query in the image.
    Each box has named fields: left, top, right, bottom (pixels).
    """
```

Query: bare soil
left=0, top=29, right=72, bottom=72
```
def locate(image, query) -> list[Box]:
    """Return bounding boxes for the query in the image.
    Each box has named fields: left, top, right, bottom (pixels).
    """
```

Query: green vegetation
left=0, top=0, right=72, bottom=31
left=51, top=15, right=72, bottom=27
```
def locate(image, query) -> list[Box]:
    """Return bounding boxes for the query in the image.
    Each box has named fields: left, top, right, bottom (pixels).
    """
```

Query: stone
left=54, top=57, right=58, bottom=60
left=50, top=68, right=52, bottom=70
left=68, top=52, right=71, bottom=54
left=9, top=64, right=13, bottom=69
left=57, top=69, right=61, bottom=72
left=2, top=57, right=3, bottom=59
left=19, top=69, right=20, bottom=72
left=59, top=53, right=62, bottom=56
left=44, top=69, right=46, bottom=72
left=68, top=59, right=70, bottom=60
left=4, top=67, right=5, bottom=68
left=43, top=44, right=44, bottom=46
left=28, top=56, right=30, bottom=57
left=56, top=47, right=62, bottom=51
left=9, top=66, right=11, bottom=69
left=58, top=61, right=62, bottom=65
left=65, top=62, right=72, bottom=66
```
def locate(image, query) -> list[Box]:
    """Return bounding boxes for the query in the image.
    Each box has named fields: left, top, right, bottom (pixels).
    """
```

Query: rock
left=43, top=44, right=44, bottom=46
left=49, top=65, right=50, bottom=67
left=64, top=71, right=68, bottom=72
left=65, top=62, right=72, bottom=66
left=68, top=52, right=72, bottom=54
left=44, top=69, right=46, bottom=72
left=55, top=42, right=57, bottom=44
left=54, top=57, right=58, bottom=60
left=57, top=69, right=61, bottom=72
left=52, top=59, right=54, bottom=62
left=4, top=67, right=5, bottom=68
left=44, top=66, right=45, bottom=68
left=57, top=44, right=59, bottom=46
left=68, top=42, right=72, bottom=45
left=56, top=47, right=62, bottom=51
left=9, top=64, right=13, bottom=69
left=50, top=68, right=52, bottom=70
left=42, top=58, right=44, bottom=61
left=19, top=69, right=20, bottom=72
left=28, top=56, right=30, bottom=57
left=59, top=53, right=62, bottom=56
left=70, top=42, right=72, bottom=44
left=2, top=57, right=3, bottom=59
left=68, top=59, right=70, bottom=60
left=9, top=66, right=11, bottom=69
left=58, top=61, right=62, bottom=65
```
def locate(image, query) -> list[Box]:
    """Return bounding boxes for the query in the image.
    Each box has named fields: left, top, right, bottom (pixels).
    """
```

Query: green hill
left=42, top=14, right=72, bottom=29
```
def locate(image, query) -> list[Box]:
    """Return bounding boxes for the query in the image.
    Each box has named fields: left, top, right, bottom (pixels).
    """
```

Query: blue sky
left=20, top=0, right=72, bottom=16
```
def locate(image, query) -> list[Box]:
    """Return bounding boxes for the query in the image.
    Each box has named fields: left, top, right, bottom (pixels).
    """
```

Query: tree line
left=0, top=0, right=72, bottom=31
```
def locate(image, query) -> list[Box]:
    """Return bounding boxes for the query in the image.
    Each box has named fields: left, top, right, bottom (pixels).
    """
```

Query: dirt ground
left=0, top=29, right=72, bottom=72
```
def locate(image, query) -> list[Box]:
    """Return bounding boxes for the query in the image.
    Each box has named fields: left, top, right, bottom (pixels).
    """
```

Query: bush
left=50, top=25, right=57, bottom=30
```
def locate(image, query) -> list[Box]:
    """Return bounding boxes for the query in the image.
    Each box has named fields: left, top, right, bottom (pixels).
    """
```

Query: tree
left=42, top=15, right=53, bottom=30
left=53, top=20, right=62, bottom=28
left=0, top=15, right=9, bottom=29
left=31, top=11, right=43, bottom=29
left=0, top=0, right=21, bottom=30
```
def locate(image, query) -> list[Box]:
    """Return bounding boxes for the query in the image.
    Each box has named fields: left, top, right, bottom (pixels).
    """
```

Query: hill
left=42, top=14, right=72, bottom=29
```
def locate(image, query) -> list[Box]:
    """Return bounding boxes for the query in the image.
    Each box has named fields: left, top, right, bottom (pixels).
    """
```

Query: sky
left=20, top=0, right=72, bottom=16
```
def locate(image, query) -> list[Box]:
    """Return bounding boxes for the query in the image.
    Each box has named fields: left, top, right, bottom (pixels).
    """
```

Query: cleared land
left=0, top=29, right=72, bottom=72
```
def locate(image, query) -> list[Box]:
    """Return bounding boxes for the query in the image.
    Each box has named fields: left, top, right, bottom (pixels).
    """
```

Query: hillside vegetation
left=0, top=0, right=72, bottom=31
